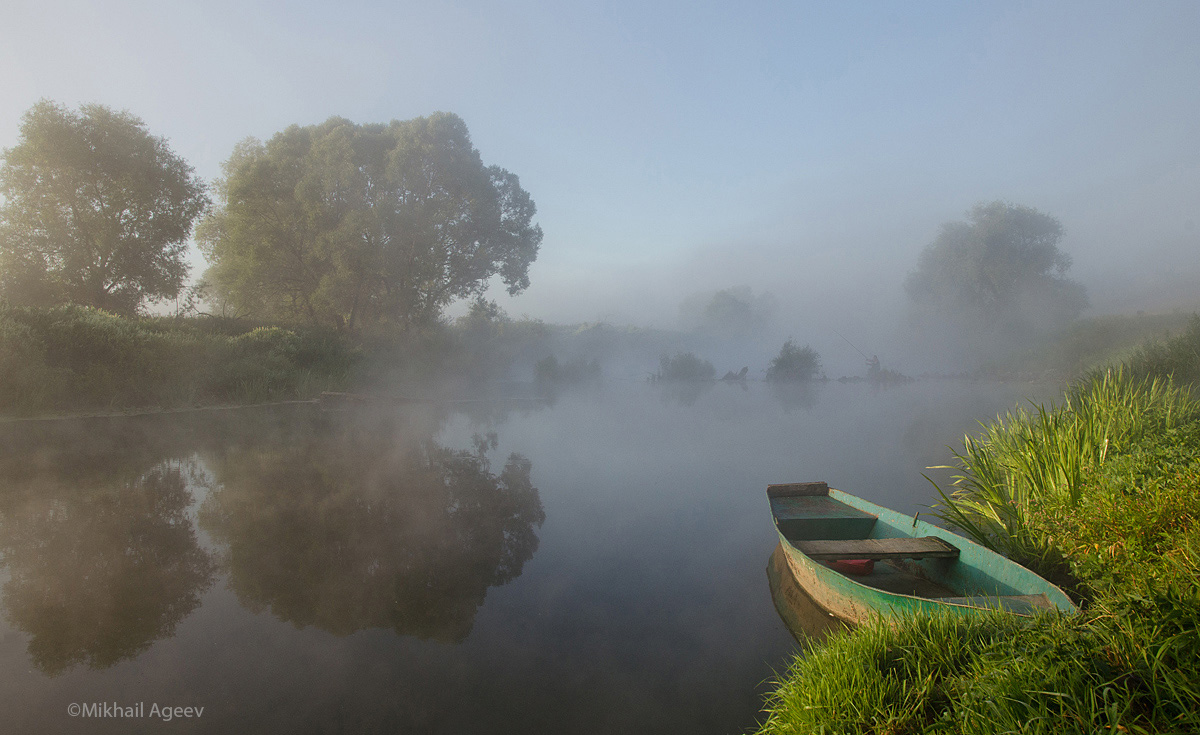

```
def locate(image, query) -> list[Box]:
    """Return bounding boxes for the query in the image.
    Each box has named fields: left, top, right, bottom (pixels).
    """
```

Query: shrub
left=655, top=352, right=714, bottom=382
left=765, top=339, right=820, bottom=382
left=1123, top=314, right=1200, bottom=386
left=0, top=305, right=359, bottom=415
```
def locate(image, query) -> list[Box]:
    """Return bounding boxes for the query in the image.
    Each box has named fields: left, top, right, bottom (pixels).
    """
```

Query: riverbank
left=978, top=310, right=1199, bottom=382
left=0, top=302, right=665, bottom=418
left=756, top=365, right=1200, bottom=732
left=0, top=303, right=360, bottom=416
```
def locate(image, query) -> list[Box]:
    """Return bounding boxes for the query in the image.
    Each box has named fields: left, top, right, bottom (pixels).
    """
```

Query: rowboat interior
left=769, top=482, right=1056, bottom=615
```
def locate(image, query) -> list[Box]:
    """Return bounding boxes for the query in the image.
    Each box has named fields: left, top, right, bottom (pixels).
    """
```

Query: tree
left=905, top=202, right=1088, bottom=339
left=678, top=285, right=777, bottom=337
left=765, top=339, right=821, bottom=382
left=655, top=352, right=715, bottom=382
left=198, top=113, right=542, bottom=331
left=0, top=101, right=208, bottom=315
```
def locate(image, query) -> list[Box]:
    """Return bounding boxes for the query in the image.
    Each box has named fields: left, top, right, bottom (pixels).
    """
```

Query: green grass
left=759, top=585, right=1200, bottom=735
left=756, top=331, right=1200, bottom=734
left=0, top=303, right=359, bottom=416
left=980, top=311, right=1197, bottom=380
left=1120, top=314, right=1200, bottom=387
left=927, top=369, right=1197, bottom=583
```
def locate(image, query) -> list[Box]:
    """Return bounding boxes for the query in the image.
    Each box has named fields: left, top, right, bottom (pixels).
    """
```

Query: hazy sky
left=2, top=1, right=1198, bottom=347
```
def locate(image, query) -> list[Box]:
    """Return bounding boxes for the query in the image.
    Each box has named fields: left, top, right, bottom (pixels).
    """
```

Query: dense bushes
left=1123, top=314, right=1200, bottom=386
left=0, top=303, right=359, bottom=415
left=765, top=339, right=820, bottom=382
left=981, top=310, right=1198, bottom=381
left=655, top=352, right=715, bottom=382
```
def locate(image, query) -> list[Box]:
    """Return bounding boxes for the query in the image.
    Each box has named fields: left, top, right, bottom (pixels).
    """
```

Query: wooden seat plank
left=794, top=536, right=959, bottom=561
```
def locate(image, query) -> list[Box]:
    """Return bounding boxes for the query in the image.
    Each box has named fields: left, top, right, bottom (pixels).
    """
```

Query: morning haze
left=3, top=2, right=1198, bottom=371
left=1, top=2, right=1199, bottom=734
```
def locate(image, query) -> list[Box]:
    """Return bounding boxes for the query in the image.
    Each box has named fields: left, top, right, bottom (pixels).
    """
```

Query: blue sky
left=2, top=0, right=1198, bottom=342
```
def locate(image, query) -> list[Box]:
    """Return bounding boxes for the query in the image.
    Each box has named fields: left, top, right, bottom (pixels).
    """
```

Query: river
left=0, top=379, right=1057, bottom=734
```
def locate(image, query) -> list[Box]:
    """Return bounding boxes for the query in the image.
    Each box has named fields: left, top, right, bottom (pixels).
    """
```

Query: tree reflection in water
left=198, top=416, right=545, bottom=643
left=0, top=461, right=216, bottom=675
left=0, top=404, right=545, bottom=673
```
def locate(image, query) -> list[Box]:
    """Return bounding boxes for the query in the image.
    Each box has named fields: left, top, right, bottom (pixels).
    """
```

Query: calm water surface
left=0, top=380, right=1056, bottom=734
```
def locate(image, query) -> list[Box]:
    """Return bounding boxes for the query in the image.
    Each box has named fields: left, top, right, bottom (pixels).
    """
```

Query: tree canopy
left=678, top=285, right=777, bottom=337
left=0, top=101, right=208, bottom=315
left=198, top=113, right=542, bottom=331
left=905, top=202, right=1088, bottom=339
left=765, top=339, right=821, bottom=382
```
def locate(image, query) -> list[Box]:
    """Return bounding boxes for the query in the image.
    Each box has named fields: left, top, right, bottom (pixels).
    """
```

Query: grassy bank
left=979, top=310, right=1197, bottom=381
left=0, top=303, right=360, bottom=416
left=757, top=340, right=1200, bottom=732
left=0, top=299, right=713, bottom=416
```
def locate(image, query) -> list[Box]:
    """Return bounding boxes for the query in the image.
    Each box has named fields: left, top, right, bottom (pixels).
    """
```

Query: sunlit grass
left=758, top=351, right=1200, bottom=734
left=757, top=559, right=1200, bottom=735
left=928, top=369, right=1198, bottom=578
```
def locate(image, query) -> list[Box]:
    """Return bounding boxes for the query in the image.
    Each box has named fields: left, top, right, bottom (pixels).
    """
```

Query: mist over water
left=0, top=379, right=1058, bottom=733
left=1, top=2, right=1199, bottom=732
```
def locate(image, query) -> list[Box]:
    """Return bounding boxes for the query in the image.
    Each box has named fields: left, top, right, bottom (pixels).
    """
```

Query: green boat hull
left=770, top=484, right=1076, bottom=625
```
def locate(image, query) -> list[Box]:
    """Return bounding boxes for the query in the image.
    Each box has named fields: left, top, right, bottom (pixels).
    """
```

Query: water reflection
left=199, top=415, right=545, bottom=642
left=765, top=543, right=848, bottom=646
left=767, top=383, right=820, bottom=413
left=656, top=382, right=713, bottom=407
left=0, top=403, right=544, bottom=674
left=0, top=460, right=216, bottom=675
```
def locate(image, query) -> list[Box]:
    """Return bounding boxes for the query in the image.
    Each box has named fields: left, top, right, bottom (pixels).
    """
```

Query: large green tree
left=198, top=113, right=542, bottom=331
left=905, top=202, right=1088, bottom=339
left=0, top=101, right=208, bottom=315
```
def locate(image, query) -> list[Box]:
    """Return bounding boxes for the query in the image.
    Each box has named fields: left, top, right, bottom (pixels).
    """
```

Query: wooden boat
left=768, top=482, right=1076, bottom=624
left=766, top=543, right=849, bottom=645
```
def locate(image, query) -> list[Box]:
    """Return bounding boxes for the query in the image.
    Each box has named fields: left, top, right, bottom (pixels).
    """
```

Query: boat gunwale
left=769, top=484, right=1077, bottom=621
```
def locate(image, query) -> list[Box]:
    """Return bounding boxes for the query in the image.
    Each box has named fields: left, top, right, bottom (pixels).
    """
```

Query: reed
left=929, top=368, right=1197, bottom=575
left=758, top=359, right=1200, bottom=734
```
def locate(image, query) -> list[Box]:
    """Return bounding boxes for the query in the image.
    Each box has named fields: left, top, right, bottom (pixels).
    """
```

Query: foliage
left=905, top=201, right=1088, bottom=354
left=979, top=310, right=1196, bottom=381
left=0, top=101, right=208, bottom=315
left=1120, top=314, right=1200, bottom=386
left=929, top=369, right=1197, bottom=578
left=759, top=359, right=1200, bottom=735
left=678, top=286, right=777, bottom=337
left=759, top=588, right=1200, bottom=735
left=0, top=309, right=60, bottom=409
left=0, top=303, right=358, bottom=415
left=655, top=351, right=715, bottom=382
left=198, top=113, right=541, bottom=331
left=765, top=339, right=821, bottom=382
